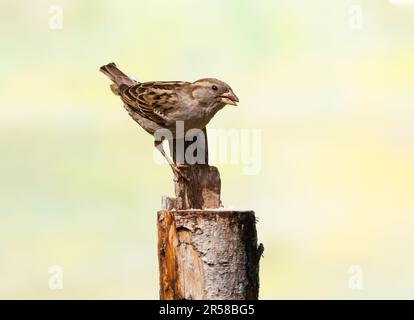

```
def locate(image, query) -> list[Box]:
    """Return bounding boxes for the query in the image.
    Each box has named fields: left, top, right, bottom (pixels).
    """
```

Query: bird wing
left=120, top=81, right=189, bottom=126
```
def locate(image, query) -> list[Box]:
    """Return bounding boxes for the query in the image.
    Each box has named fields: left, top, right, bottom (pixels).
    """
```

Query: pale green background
left=1, top=0, right=414, bottom=299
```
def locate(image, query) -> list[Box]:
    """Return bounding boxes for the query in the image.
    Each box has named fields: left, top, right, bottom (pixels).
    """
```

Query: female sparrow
left=100, top=62, right=239, bottom=179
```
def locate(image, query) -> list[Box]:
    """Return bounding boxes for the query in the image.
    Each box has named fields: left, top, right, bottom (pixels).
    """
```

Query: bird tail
left=99, top=62, right=138, bottom=95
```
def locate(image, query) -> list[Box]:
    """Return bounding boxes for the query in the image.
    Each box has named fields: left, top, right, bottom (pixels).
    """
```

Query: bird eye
left=212, top=85, right=218, bottom=91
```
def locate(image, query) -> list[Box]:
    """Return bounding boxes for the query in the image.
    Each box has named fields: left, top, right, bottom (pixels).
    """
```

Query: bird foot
left=172, top=164, right=190, bottom=182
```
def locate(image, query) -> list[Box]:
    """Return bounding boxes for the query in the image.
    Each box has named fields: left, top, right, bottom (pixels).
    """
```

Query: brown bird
left=100, top=62, right=239, bottom=179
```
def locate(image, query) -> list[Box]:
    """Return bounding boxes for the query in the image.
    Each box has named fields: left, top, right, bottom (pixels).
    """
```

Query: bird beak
left=219, top=89, right=239, bottom=106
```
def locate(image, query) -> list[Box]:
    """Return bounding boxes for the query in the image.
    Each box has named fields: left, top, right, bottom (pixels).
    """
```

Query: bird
left=100, top=62, right=239, bottom=180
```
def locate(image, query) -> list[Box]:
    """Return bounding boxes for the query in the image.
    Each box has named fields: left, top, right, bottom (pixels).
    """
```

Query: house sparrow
left=100, top=62, right=239, bottom=179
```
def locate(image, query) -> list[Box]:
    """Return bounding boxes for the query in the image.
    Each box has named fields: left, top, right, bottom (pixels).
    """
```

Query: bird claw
left=172, top=165, right=190, bottom=182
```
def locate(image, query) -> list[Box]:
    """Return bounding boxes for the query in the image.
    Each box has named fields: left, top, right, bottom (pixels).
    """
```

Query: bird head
left=191, top=78, right=239, bottom=106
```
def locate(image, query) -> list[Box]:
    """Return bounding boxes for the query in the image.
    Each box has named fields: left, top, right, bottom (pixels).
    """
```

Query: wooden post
left=157, top=128, right=263, bottom=300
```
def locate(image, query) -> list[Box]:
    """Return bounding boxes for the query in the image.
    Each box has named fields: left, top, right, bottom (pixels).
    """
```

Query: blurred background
left=1, top=0, right=414, bottom=299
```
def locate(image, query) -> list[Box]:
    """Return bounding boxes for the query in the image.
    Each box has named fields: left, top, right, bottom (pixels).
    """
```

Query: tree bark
left=166, top=127, right=220, bottom=210
left=158, top=126, right=263, bottom=300
left=157, top=210, right=262, bottom=300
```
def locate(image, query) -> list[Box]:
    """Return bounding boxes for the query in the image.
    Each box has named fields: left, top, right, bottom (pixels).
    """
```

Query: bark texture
left=157, top=210, right=262, bottom=300
left=167, top=127, right=220, bottom=210
left=158, top=127, right=262, bottom=300
left=175, top=165, right=221, bottom=210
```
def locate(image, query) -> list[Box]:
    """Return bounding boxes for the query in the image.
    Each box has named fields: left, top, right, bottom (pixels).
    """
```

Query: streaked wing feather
left=121, top=81, right=188, bottom=126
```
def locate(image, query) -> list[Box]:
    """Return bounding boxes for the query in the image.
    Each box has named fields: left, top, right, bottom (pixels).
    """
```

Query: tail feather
left=100, top=62, right=138, bottom=95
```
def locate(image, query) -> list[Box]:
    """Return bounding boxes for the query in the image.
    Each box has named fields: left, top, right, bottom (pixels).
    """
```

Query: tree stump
left=157, top=128, right=263, bottom=300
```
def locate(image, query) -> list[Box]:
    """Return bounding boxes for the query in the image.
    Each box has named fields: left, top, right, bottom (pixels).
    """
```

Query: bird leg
left=154, top=140, right=189, bottom=181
